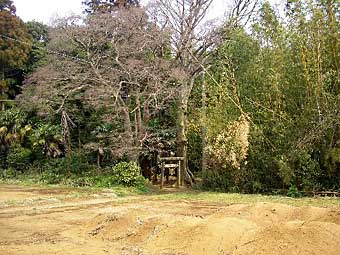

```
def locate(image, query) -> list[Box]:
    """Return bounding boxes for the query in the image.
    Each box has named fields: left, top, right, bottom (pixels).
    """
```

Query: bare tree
left=227, top=0, right=259, bottom=27
left=148, top=0, right=259, bottom=184
left=20, top=8, right=180, bottom=160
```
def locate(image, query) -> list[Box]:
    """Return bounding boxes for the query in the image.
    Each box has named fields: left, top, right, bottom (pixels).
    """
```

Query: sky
left=13, top=0, right=283, bottom=25
left=13, top=0, right=84, bottom=24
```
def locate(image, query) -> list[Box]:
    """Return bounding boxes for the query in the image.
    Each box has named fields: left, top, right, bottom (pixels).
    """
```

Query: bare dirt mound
left=84, top=209, right=165, bottom=244
left=1, top=185, right=340, bottom=255
left=82, top=202, right=340, bottom=255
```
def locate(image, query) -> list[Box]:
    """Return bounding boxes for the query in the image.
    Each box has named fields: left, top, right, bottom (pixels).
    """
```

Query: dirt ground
left=0, top=184, right=340, bottom=255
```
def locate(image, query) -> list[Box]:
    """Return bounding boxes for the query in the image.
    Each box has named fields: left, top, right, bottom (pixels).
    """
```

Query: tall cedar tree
left=0, top=0, right=31, bottom=109
left=25, top=21, right=49, bottom=72
left=83, top=0, right=139, bottom=13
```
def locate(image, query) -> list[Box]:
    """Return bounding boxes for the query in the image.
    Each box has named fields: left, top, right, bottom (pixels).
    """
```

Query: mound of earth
left=1, top=185, right=340, bottom=255
left=83, top=202, right=340, bottom=255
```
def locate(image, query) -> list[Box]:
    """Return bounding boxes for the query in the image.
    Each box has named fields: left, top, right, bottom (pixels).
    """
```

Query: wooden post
left=181, top=159, right=187, bottom=186
left=159, top=157, right=184, bottom=188
left=176, top=160, right=181, bottom=188
left=178, top=160, right=181, bottom=186
left=159, top=157, right=185, bottom=161
left=160, top=162, right=165, bottom=189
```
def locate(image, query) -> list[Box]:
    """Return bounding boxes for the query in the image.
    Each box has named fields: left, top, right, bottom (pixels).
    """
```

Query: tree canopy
left=82, top=0, right=140, bottom=13
left=0, top=0, right=31, bottom=109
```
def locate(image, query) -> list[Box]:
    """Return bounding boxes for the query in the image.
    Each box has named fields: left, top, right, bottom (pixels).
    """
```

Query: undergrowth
left=0, top=161, right=150, bottom=194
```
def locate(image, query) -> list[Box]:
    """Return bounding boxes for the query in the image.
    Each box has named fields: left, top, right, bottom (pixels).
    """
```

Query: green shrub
left=91, top=174, right=148, bottom=191
left=63, top=152, right=94, bottom=175
left=201, top=169, right=232, bottom=192
left=92, top=175, right=117, bottom=188
left=1, top=167, right=16, bottom=178
left=29, top=123, right=63, bottom=158
left=6, top=146, right=32, bottom=171
left=0, top=152, right=7, bottom=169
left=41, top=152, right=94, bottom=176
left=293, top=151, right=320, bottom=191
left=39, top=171, right=63, bottom=184
left=287, top=185, right=301, bottom=198
left=111, top=161, right=146, bottom=187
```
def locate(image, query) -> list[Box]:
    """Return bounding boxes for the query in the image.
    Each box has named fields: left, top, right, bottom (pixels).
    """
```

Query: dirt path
left=0, top=184, right=340, bottom=255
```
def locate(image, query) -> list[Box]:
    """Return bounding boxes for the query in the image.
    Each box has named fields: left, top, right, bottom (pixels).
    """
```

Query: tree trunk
left=136, top=93, right=144, bottom=147
left=201, top=71, right=207, bottom=176
left=177, top=95, right=188, bottom=185
left=0, top=67, right=5, bottom=111
left=177, top=78, right=196, bottom=185
left=119, top=97, right=136, bottom=161
left=61, top=110, right=72, bottom=157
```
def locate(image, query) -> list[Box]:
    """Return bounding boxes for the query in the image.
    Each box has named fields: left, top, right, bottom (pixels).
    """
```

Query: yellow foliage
left=207, top=114, right=250, bottom=169
left=0, top=126, right=8, bottom=136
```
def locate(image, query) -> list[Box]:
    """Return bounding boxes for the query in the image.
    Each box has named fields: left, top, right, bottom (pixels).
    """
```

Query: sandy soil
left=0, top=184, right=340, bottom=255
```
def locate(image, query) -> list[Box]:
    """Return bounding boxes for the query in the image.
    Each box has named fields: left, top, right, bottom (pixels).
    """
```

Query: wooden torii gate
left=158, top=157, right=185, bottom=189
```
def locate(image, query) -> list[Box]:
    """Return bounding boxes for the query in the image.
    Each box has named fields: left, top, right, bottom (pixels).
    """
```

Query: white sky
left=13, top=0, right=283, bottom=25
left=13, top=0, right=84, bottom=23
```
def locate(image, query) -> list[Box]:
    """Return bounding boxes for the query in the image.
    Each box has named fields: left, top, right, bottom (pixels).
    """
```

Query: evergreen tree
left=25, top=21, right=49, bottom=72
left=0, top=0, right=31, bottom=110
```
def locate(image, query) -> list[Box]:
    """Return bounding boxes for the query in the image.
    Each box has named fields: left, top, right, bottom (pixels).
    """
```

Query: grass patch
left=1, top=178, right=339, bottom=208
left=0, top=177, right=148, bottom=198
left=147, top=190, right=340, bottom=207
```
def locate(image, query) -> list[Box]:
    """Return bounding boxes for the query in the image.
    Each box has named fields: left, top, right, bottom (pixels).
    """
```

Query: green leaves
left=196, top=0, right=340, bottom=193
left=111, top=161, right=145, bottom=187
left=29, top=123, right=63, bottom=158
left=0, top=1, right=32, bottom=108
left=6, top=145, right=32, bottom=171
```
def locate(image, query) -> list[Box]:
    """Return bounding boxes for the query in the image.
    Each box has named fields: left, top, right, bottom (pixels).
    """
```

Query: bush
left=201, top=169, right=233, bottom=192
left=39, top=171, right=63, bottom=184
left=62, top=152, right=94, bottom=175
left=41, top=152, right=94, bottom=176
left=6, top=146, right=32, bottom=171
left=32, top=152, right=96, bottom=184
left=92, top=175, right=116, bottom=188
left=64, top=175, right=96, bottom=187
left=29, top=123, right=63, bottom=158
left=287, top=185, right=301, bottom=198
left=111, top=161, right=146, bottom=187
left=292, top=151, right=320, bottom=191
left=0, top=152, right=7, bottom=170
left=1, top=167, right=16, bottom=178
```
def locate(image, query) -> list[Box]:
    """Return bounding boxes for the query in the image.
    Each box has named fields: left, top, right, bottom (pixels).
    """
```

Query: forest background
left=0, top=0, right=339, bottom=196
